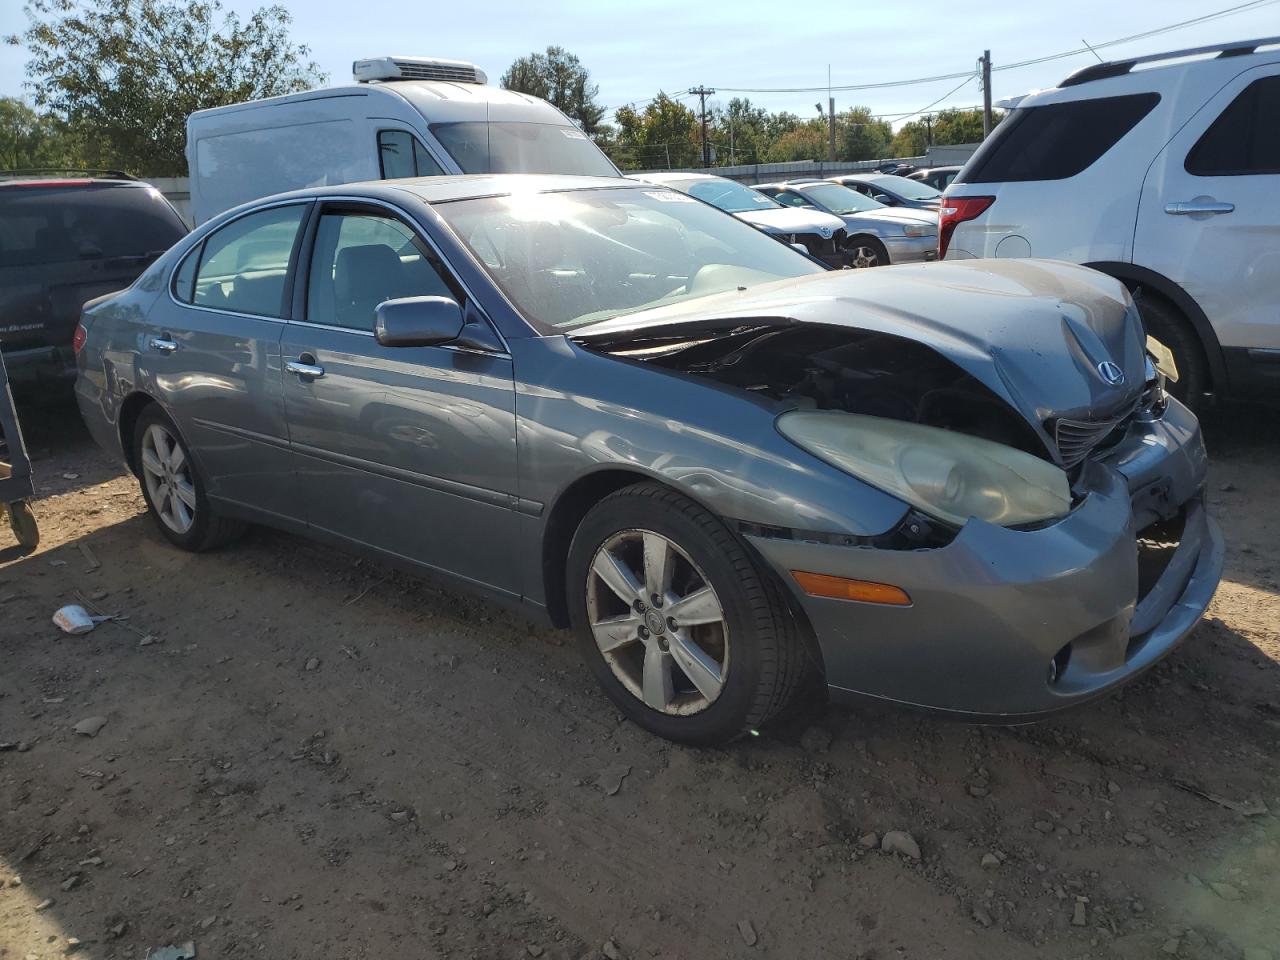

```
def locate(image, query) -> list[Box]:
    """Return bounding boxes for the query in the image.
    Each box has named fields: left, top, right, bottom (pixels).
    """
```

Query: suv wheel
left=132, top=405, right=244, bottom=551
left=566, top=483, right=809, bottom=745
left=1140, top=295, right=1208, bottom=409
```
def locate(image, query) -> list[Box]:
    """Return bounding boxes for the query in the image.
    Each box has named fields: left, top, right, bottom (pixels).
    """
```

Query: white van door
left=1135, top=66, right=1280, bottom=357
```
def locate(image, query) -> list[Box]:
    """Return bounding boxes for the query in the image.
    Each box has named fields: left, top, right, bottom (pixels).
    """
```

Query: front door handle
left=1165, top=199, right=1235, bottom=216
left=286, top=358, right=325, bottom=379
left=148, top=337, right=178, bottom=354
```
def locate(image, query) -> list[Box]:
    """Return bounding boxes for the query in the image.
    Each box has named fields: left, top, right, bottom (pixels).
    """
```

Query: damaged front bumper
left=746, top=398, right=1224, bottom=719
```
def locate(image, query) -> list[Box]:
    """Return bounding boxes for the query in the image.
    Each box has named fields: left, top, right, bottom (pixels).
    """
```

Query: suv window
left=306, top=211, right=457, bottom=331
left=958, top=93, right=1160, bottom=183
left=191, top=204, right=306, bottom=317
left=1186, top=76, right=1280, bottom=176
left=377, top=130, right=446, bottom=179
left=0, top=183, right=187, bottom=269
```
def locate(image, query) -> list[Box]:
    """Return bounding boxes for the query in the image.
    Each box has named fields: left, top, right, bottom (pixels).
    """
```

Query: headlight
left=777, top=411, right=1071, bottom=528
left=900, top=224, right=934, bottom=238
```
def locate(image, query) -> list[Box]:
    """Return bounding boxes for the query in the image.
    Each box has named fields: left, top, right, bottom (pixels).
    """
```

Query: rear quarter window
left=957, top=93, right=1160, bottom=183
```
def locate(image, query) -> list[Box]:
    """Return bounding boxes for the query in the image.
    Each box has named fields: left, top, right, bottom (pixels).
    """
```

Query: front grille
left=1054, top=414, right=1128, bottom=469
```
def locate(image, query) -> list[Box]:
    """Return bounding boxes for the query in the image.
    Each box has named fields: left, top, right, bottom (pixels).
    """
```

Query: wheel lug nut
left=634, top=599, right=646, bottom=613
left=668, top=618, right=678, bottom=632
left=638, top=626, right=649, bottom=639
left=651, top=594, right=662, bottom=607
left=657, top=637, right=669, bottom=652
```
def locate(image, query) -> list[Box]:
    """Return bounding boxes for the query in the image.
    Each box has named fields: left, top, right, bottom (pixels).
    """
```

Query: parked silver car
left=629, top=172, right=849, bottom=267
left=754, top=180, right=937, bottom=267
left=829, top=172, right=943, bottom=210
left=74, top=174, right=1222, bottom=745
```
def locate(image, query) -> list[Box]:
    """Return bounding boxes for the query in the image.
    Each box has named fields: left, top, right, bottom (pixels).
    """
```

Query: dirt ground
left=1, top=396, right=1277, bottom=960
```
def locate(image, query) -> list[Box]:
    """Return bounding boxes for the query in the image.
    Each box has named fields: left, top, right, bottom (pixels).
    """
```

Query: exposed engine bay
left=581, top=322, right=1051, bottom=461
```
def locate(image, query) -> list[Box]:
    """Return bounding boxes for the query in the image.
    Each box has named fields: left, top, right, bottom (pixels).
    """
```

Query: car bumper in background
left=1, top=345, right=76, bottom=386
left=747, top=400, right=1222, bottom=719
left=883, top=235, right=938, bottom=264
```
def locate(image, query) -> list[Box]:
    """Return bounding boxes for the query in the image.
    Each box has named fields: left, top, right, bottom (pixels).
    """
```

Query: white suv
left=941, top=36, right=1280, bottom=405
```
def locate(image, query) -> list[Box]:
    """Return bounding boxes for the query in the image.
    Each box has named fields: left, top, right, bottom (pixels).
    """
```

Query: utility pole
left=689, top=86, right=715, bottom=167
left=924, top=114, right=933, bottom=146
left=980, top=50, right=993, bottom=139
left=827, top=65, right=836, bottom=162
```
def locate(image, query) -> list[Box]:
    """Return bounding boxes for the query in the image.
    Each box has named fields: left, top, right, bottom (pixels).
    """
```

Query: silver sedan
left=74, top=174, right=1221, bottom=745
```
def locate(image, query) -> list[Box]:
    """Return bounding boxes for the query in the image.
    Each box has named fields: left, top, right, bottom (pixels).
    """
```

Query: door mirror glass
left=874, top=194, right=895, bottom=205
left=374, top=296, right=465, bottom=347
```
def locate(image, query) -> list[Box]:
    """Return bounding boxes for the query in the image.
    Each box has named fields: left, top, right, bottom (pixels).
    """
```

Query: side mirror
left=790, top=242, right=810, bottom=255
left=873, top=194, right=895, bottom=205
left=374, top=296, right=465, bottom=347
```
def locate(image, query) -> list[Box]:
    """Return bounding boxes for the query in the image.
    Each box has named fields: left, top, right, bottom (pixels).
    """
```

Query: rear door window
left=1186, top=75, right=1280, bottom=176
left=957, top=93, right=1160, bottom=183
left=377, top=129, right=446, bottom=179
left=0, top=184, right=187, bottom=268
left=191, top=205, right=306, bottom=317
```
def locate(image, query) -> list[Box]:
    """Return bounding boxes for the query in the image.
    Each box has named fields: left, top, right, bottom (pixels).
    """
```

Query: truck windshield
left=431, top=122, right=617, bottom=177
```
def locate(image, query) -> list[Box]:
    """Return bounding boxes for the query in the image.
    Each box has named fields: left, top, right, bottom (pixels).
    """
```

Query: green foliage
left=838, top=107, right=893, bottom=162
left=0, top=96, right=84, bottom=170
left=7, top=0, right=325, bottom=176
left=499, top=45, right=606, bottom=135
left=608, top=92, right=699, bottom=169
left=932, top=107, right=1000, bottom=145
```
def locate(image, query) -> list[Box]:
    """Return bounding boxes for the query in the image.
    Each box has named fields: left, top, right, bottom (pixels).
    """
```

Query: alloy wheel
left=848, top=245, right=881, bottom=268
left=585, top=529, right=729, bottom=715
left=140, top=423, right=196, bottom=535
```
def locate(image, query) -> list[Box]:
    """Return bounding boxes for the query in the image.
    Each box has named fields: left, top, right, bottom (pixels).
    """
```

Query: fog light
left=791, top=571, right=912, bottom=606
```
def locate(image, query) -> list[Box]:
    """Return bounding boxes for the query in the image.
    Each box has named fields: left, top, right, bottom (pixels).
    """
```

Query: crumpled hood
left=576, top=259, right=1148, bottom=426
left=734, top=206, right=847, bottom=237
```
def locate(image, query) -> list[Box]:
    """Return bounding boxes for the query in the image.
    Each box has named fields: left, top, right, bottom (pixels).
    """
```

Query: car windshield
left=430, top=121, right=617, bottom=177
left=682, top=178, right=779, bottom=213
left=800, top=182, right=885, bottom=215
left=869, top=176, right=940, bottom=201
left=437, top=186, right=826, bottom=332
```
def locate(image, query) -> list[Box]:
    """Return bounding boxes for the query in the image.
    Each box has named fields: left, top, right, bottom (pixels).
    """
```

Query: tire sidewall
left=566, top=488, right=768, bottom=744
left=132, top=406, right=215, bottom=551
left=1141, top=299, right=1206, bottom=408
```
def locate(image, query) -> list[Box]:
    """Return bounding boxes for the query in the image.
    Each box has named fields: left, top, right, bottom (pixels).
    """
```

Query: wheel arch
left=1083, top=261, right=1226, bottom=390
left=117, top=391, right=163, bottom=477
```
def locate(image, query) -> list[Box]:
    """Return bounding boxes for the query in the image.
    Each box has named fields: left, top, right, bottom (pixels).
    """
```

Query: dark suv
left=0, top=173, right=188, bottom=386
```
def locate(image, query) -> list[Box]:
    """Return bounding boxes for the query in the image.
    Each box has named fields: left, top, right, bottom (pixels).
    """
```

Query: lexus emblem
left=1097, top=360, right=1126, bottom=386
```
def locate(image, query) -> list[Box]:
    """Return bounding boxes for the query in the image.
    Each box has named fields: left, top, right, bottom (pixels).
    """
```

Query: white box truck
left=186, top=55, right=619, bottom=224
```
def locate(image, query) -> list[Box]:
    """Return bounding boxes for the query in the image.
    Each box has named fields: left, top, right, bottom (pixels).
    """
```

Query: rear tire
left=7, top=500, right=39, bottom=550
left=1139, top=295, right=1208, bottom=409
left=566, top=482, right=810, bottom=745
left=132, top=405, right=244, bottom=552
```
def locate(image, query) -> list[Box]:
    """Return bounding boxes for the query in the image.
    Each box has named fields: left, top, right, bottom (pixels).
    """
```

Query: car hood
left=575, top=259, right=1148, bottom=426
left=733, top=207, right=846, bottom=236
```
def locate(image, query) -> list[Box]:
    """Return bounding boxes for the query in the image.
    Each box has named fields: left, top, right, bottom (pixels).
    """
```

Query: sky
left=2, top=0, right=1278, bottom=130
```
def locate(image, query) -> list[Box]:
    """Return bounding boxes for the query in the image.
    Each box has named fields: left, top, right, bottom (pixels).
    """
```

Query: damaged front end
left=570, top=261, right=1221, bottom=717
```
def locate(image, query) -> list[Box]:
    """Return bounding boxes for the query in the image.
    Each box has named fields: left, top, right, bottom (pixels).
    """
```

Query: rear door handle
left=1165, top=200, right=1235, bottom=216
left=148, top=337, right=178, bottom=354
left=285, top=359, right=325, bottom=379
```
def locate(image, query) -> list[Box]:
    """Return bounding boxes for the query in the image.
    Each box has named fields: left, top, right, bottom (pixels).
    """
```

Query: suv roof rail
left=1060, top=35, right=1280, bottom=87
left=0, top=168, right=138, bottom=182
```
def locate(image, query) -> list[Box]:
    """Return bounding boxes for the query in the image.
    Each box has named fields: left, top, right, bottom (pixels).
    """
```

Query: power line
left=889, top=74, right=978, bottom=125
left=710, top=0, right=1278, bottom=93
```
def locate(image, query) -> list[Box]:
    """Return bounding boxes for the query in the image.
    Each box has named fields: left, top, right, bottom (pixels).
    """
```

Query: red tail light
left=938, top=195, right=995, bottom=260
left=72, top=322, right=88, bottom=355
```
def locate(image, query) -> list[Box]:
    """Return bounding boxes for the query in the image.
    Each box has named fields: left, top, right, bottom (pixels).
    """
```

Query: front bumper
left=882, top=235, right=938, bottom=264
left=747, top=400, right=1223, bottom=718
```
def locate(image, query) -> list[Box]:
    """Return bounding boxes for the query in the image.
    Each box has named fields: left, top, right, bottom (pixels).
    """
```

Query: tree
left=889, top=120, right=930, bottom=158
left=838, top=106, right=892, bottom=162
left=765, top=123, right=827, bottom=163
left=0, top=96, right=83, bottom=169
left=500, top=46, right=606, bottom=136
left=931, top=108, right=1000, bottom=145
left=608, top=92, right=698, bottom=169
left=8, top=0, right=325, bottom=176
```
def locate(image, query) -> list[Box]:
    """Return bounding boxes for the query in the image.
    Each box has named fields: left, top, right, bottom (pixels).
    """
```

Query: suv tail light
left=938, top=196, right=995, bottom=260
left=72, top=322, right=89, bottom=355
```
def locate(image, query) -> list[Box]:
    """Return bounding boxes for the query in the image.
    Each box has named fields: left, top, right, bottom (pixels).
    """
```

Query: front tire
left=1139, top=295, right=1208, bottom=409
left=846, top=236, right=889, bottom=268
left=132, top=405, right=243, bottom=552
left=566, top=483, right=809, bottom=745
